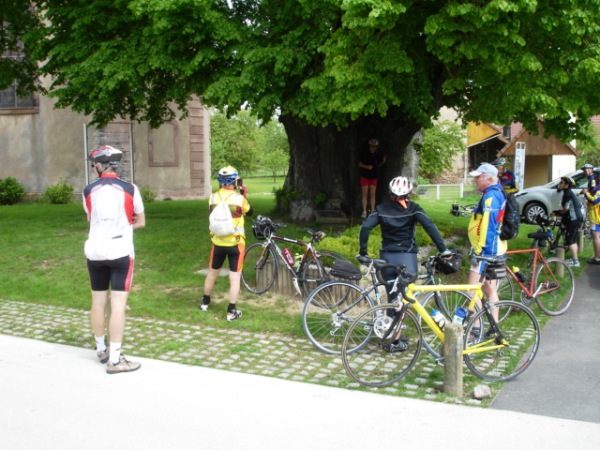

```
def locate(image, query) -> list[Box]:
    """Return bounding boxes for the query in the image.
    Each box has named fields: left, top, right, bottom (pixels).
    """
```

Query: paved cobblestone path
left=0, top=299, right=485, bottom=405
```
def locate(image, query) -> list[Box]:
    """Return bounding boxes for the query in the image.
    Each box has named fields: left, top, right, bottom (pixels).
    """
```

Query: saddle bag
left=330, top=259, right=362, bottom=281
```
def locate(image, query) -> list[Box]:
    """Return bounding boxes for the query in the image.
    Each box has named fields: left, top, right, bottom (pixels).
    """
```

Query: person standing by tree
left=491, top=157, right=519, bottom=194
left=581, top=169, right=600, bottom=265
left=84, top=145, right=146, bottom=374
left=200, top=166, right=253, bottom=321
left=467, top=163, right=507, bottom=319
left=358, top=138, right=386, bottom=219
left=553, top=176, right=583, bottom=267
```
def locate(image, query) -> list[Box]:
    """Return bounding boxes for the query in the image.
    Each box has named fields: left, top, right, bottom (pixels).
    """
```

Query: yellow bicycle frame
left=401, top=283, right=508, bottom=354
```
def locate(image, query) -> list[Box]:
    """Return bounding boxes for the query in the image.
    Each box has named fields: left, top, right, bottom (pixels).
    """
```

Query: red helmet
left=89, top=145, right=123, bottom=164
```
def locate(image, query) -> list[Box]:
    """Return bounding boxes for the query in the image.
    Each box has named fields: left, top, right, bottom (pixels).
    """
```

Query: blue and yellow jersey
left=583, top=190, right=600, bottom=225
left=468, top=185, right=508, bottom=256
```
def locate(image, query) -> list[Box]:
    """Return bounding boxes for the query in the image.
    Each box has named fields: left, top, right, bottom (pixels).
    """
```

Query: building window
left=0, top=82, right=38, bottom=114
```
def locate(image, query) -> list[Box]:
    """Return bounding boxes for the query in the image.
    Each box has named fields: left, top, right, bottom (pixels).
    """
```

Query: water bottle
left=453, top=306, right=467, bottom=325
left=431, top=309, right=446, bottom=330
left=512, top=266, right=527, bottom=283
left=282, top=247, right=295, bottom=267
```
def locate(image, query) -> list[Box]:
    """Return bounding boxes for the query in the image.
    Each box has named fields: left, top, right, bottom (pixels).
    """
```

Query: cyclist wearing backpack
left=467, top=163, right=507, bottom=319
left=553, top=176, right=583, bottom=267
left=200, top=166, right=253, bottom=321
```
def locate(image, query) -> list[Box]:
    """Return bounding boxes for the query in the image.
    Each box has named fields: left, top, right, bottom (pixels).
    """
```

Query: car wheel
left=523, top=202, right=547, bottom=224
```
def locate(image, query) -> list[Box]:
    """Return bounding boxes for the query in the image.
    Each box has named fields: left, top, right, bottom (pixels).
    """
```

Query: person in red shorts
left=358, top=138, right=386, bottom=219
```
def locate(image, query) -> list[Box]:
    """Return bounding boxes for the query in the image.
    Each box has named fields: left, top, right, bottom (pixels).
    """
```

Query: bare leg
left=368, top=185, right=377, bottom=212
left=108, top=290, right=129, bottom=344
left=203, top=267, right=221, bottom=296
left=90, top=290, right=109, bottom=337
left=592, top=230, right=600, bottom=259
left=228, top=271, right=242, bottom=305
left=361, top=185, right=369, bottom=214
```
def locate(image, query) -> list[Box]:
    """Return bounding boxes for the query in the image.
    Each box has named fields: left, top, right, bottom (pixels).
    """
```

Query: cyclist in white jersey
left=83, top=145, right=145, bottom=374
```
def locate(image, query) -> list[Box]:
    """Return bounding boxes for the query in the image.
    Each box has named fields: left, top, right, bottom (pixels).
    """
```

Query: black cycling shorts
left=209, top=244, right=245, bottom=272
left=87, top=255, right=134, bottom=292
left=565, top=220, right=583, bottom=246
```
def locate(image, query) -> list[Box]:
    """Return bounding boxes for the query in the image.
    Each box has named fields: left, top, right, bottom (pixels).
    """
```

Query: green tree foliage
left=0, top=0, right=42, bottom=95
left=210, top=109, right=260, bottom=174
left=256, top=120, right=289, bottom=180
left=577, top=121, right=600, bottom=167
left=7, top=1, right=600, bottom=216
left=417, top=121, right=466, bottom=182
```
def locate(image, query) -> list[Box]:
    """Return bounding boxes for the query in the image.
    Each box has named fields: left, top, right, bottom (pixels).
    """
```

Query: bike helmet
left=581, top=163, right=594, bottom=170
left=89, top=145, right=122, bottom=165
left=389, top=176, right=413, bottom=198
left=594, top=168, right=600, bottom=175
left=217, top=166, right=238, bottom=185
left=560, top=176, right=576, bottom=188
left=368, top=138, right=379, bottom=146
left=491, top=157, right=506, bottom=167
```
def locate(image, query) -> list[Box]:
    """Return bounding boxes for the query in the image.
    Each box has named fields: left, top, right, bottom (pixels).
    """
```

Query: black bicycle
left=241, top=216, right=355, bottom=296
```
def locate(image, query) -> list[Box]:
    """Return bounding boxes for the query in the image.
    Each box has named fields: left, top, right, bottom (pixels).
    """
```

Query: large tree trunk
left=280, top=109, right=422, bottom=221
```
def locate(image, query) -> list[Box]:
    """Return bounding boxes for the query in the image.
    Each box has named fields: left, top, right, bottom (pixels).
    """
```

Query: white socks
left=109, top=342, right=122, bottom=365
left=95, top=335, right=106, bottom=352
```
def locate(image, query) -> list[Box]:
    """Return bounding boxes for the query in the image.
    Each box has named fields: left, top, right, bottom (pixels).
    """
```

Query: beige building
left=0, top=85, right=211, bottom=200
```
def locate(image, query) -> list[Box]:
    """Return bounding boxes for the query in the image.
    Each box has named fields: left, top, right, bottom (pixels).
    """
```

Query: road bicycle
left=527, top=213, right=591, bottom=267
left=341, top=255, right=541, bottom=387
left=450, top=203, right=476, bottom=218
left=302, top=252, right=470, bottom=356
left=241, top=215, right=355, bottom=296
left=501, top=247, right=575, bottom=317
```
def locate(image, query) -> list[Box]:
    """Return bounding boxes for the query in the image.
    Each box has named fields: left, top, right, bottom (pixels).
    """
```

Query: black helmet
left=560, top=176, right=576, bottom=188
left=89, top=145, right=123, bottom=165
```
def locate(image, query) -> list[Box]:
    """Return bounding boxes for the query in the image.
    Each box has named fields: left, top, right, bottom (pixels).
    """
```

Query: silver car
left=515, top=169, right=594, bottom=223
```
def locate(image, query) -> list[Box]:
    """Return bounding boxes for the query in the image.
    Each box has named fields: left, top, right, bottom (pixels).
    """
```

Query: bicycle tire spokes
left=342, top=305, right=423, bottom=388
left=419, top=290, right=472, bottom=359
left=241, top=243, right=277, bottom=294
left=302, top=282, right=374, bottom=355
left=534, top=257, right=575, bottom=316
left=464, top=301, right=540, bottom=382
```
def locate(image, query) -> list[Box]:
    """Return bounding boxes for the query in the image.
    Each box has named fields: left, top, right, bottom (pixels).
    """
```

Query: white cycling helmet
left=217, top=165, right=239, bottom=185
left=491, top=157, right=506, bottom=167
left=389, top=176, right=413, bottom=198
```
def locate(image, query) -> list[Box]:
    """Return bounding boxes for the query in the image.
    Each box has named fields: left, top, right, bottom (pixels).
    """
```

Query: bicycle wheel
left=341, top=304, right=422, bottom=388
left=241, top=242, right=278, bottom=294
left=299, top=250, right=347, bottom=296
left=419, top=290, right=472, bottom=359
left=534, top=257, right=575, bottom=315
left=302, top=281, right=375, bottom=355
left=464, top=301, right=540, bottom=382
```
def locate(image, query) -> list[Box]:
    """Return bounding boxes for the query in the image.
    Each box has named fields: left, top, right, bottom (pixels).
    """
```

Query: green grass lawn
left=0, top=180, right=589, bottom=336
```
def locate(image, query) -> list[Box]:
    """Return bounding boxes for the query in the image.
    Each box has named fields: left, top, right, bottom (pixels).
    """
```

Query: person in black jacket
left=359, top=176, right=450, bottom=282
left=553, top=176, right=583, bottom=267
